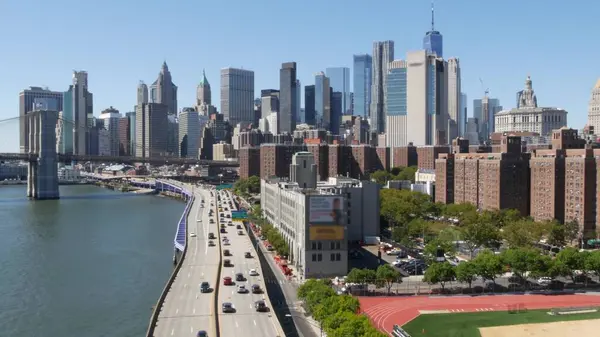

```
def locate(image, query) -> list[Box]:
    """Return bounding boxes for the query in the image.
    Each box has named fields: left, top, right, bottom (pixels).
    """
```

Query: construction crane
left=479, top=78, right=490, bottom=97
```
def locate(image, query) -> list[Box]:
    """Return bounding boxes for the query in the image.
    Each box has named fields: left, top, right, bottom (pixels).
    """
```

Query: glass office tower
left=326, top=67, right=351, bottom=115
left=353, top=54, right=372, bottom=118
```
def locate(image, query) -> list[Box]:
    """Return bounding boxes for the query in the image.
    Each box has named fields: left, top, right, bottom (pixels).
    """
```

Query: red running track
left=360, top=294, right=600, bottom=335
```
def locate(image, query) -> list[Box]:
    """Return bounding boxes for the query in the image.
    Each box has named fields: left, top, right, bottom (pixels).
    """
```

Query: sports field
left=402, top=309, right=600, bottom=337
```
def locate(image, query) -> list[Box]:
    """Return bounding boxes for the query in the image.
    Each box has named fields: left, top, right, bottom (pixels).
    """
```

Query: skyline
left=1, top=0, right=599, bottom=152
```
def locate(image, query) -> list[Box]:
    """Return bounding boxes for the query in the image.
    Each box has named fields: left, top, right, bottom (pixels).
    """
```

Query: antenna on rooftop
left=431, top=0, right=435, bottom=31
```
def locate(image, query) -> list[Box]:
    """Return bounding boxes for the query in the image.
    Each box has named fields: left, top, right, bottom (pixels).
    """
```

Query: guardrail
left=214, top=194, right=223, bottom=337
left=392, top=324, right=412, bottom=337
left=145, top=182, right=193, bottom=337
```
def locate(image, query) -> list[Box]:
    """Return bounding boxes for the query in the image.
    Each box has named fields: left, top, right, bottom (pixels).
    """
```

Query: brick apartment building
left=238, top=147, right=260, bottom=179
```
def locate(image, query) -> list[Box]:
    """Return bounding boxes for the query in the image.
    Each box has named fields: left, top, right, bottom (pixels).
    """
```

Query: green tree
left=390, top=166, right=404, bottom=176
left=370, top=170, right=392, bottom=185
left=585, top=250, right=600, bottom=277
left=423, top=262, right=456, bottom=290
left=546, top=221, right=567, bottom=247
left=297, top=280, right=336, bottom=313
left=500, top=248, right=538, bottom=281
left=375, top=264, right=402, bottom=294
left=502, top=219, right=550, bottom=248
left=499, top=209, right=523, bottom=227
left=396, top=166, right=418, bottom=182
left=555, top=247, right=586, bottom=281
left=461, top=221, right=501, bottom=258
left=472, top=250, right=503, bottom=284
left=327, top=312, right=384, bottom=337
left=345, top=268, right=377, bottom=284
left=313, top=295, right=360, bottom=322
left=528, top=254, right=554, bottom=278
left=442, top=203, right=477, bottom=222
left=564, top=220, right=580, bottom=245
left=455, top=261, right=478, bottom=289
left=246, top=175, right=260, bottom=193
left=407, top=218, right=434, bottom=240
left=423, top=237, right=456, bottom=263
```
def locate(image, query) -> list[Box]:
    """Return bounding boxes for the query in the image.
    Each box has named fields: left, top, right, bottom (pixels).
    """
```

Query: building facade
left=178, top=108, right=200, bottom=158
left=587, top=79, right=600, bottom=134
left=447, top=58, right=461, bottom=141
left=326, top=67, right=351, bottom=115
left=279, top=62, right=298, bottom=134
left=220, top=67, right=255, bottom=127
left=370, top=41, right=394, bottom=133
left=135, top=103, right=168, bottom=158
left=473, top=96, right=502, bottom=142
left=314, top=72, right=331, bottom=131
left=353, top=54, right=372, bottom=118
left=149, top=62, right=178, bottom=115
left=385, top=60, right=408, bottom=149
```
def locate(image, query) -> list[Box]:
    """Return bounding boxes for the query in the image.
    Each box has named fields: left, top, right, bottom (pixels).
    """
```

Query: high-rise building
left=315, top=72, right=331, bottom=130
left=406, top=50, right=448, bottom=146
left=72, top=71, right=93, bottom=155
left=19, top=87, right=64, bottom=154
left=353, top=54, right=372, bottom=118
left=279, top=62, right=297, bottom=134
left=220, top=67, right=255, bottom=127
left=370, top=41, right=394, bottom=133
left=167, top=115, right=179, bottom=156
left=179, top=107, right=200, bottom=158
left=304, top=85, right=316, bottom=126
left=586, top=79, right=600, bottom=134
left=295, top=80, right=302, bottom=123
left=326, top=67, right=351, bottom=115
left=330, top=91, right=342, bottom=135
left=460, top=93, right=467, bottom=136
left=473, top=96, right=502, bottom=142
left=127, top=111, right=136, bottom=155
left=385, top=60, right=408, bottom=148
left=447, top=58, right=461, bottom=141
left=150, top=62, right=178, bottom=115
left=135, top=103, right=169, bottom=158
left=423, top=1, right=443, bottom=57
left=98, top=106, right=121, bottom=156
left=260, top=89, right=279, bottom=121
left=196, top=70, right=217, bottom=116
left=137, top=81, right=149, bottom=105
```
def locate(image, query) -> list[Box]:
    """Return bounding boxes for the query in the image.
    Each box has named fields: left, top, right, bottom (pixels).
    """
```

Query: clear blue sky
left=1, top=0, right=598, bottom=152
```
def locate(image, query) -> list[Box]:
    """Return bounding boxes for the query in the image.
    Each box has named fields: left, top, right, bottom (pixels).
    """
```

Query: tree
left=423, top=237, right=456, bottom=263
left=555, top=247, right=586, bottom=281
left=502, top=219, right=550, bottom=248
left=345, top=268, right=377, bottom=285
left=461, top=221, right=501, bottom=258
left=455, top=261, right=478, bottom=289
left=375, top=264, right=402, bottom=294
left=528, top=254, right=554, bottom=279
left=246, top=175, right=260, bottom=194
left=407, top=218, right=434, bottom=240
left=564, top=220, right=580, bottom=245
left=390, top=166, right=404, bottom=176
left=371, top=170, right=392, bottom=185
left=499, top=209, right=522, bottom=227
left=423, top=262, right=456, bottom=290
left=472, top=250, right=503, bottom=284
left=500, top=248, right=538, bottom=281
left=585, top=250, right=600, bottom=277
left=313, top=295, right=360, bottom=322
left=297, top=280, right=336, bottom=313
left=396, top=166, right=418, bottom=182
left=547, top=222, right=567, bottom=247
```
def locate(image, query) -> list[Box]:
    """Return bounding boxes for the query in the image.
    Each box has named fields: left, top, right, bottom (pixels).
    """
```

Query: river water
left=0, top=185, right=184, bottom=337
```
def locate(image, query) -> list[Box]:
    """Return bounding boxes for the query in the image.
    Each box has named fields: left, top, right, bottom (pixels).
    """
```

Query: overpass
left=1, top=111, right=238, bottom=200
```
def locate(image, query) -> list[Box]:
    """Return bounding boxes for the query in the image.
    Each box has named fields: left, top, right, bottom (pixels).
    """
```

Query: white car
left=189, top=233, right=197, bottom=237
left=537, top=277, right=553, bottom=285
left=223, top=241, right=230, bottom=246
left=237, top=285, right=248, bottom=293
left=249, top=269, right=259, bottom=276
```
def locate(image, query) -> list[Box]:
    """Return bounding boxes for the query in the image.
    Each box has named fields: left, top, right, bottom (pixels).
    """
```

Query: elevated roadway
left=216, top=190, right=284, bottom=337
left=153, top=184, right=220, bottom=337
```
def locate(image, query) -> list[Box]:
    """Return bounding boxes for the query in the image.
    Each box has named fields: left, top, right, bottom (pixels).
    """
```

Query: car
left=223, top=249, right=231, bottom=256
left=210, top=219, right=215, bottom=224
left=538, top=277, right=553, bottom=286
left=236, top=224, right=242, bottom=229
left=224, top=259, right=232, bottom=267
left=244, top=252, right=252, bottom=258
left=189, top=232, right=197, bottom=237
left=200, top=281, right=210, bottom=293
left=249, top=269, right=259, bottom=276
left=237, top=285, right=248, bottom=293
left=220, top=228, right=226, bottom=233
left=251, top=284, right=262, bottom=294
left=235, top=273, right=245, bottom=281
left=223, top=276, right=233, bottom=285
left=228, top=222, right=234, bottom=226
left=255, top=300, right=268, bottom=312
left=223, top=240, right=230, bottom=246
left=226, top=214, right=231, bottom=218
left=266, top=245, right=274, bottom=251
left=196, top=330, right=208, bottom=337
left=238, top=230, right=244, bottom=235
left=260, top=236, right=266, bottom=240
left=208, top=240, right=215, bottom=247
left=208, top=233, right=215, bottom=239
left=222, top=302, right=235, bottom=313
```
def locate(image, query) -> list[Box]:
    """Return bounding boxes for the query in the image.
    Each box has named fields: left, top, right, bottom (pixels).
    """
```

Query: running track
left=360, top=294, right=600, bottom=335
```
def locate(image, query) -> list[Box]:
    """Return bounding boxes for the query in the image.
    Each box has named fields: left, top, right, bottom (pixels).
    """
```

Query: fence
left=392, top=325, right=411, bottom=337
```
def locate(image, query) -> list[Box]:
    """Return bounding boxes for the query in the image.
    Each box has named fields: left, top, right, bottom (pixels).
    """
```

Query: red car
left=223, top=276, right=233, bottom=286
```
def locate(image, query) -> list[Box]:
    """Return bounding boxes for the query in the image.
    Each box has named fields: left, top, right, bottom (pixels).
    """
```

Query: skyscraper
left=326, top=67, right=351, bottom=115
left=304, top=85, right=316, bottom=126
left=315, top=72, right=331, bottom=130
left=98, top=106, right=121, bottom=156
left=137, top=81, right=149, bottom=105
left=587, top=79, right=600, bottom=134
left=279, top=62, right=297, bottom=133
left=135, top=103, right=168, bottom=158
left=150, top=62, right=178, bottom=115
left=423, top=1, right=443, bottom=57
left=196, top=70, right=217, bottom=116
left=72, top=71, right=93, bottom=155
left=330, top=90, right=342, bottom=135
left=220, top=67, right=255, bottom=127
left=370, top=41, right=394, bottom=133
left=473, top=97, right=502, bottom=142
left=406, top=50, right=448, bottom=146
left=385, top=60, right=408, bottom=148
left=19, top=86, right=64, bottom=153
left=460, top=93, right=467, bottom=136
left=446, top=58, right=461, bottom=141
left=295, top=79, right=302, bottom=123
left=353, top=54, right=372, bottom=118
left=179, top=107, right=200, bottom=158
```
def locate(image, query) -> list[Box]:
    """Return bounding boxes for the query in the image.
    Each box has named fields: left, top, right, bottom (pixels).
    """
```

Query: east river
left=0, top=184, right=184, bottom=337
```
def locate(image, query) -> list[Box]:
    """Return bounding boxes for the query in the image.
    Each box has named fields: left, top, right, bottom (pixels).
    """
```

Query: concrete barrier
left=214, top=194, right=223, bottom=337
left=145, top=184, right=193, bottom=337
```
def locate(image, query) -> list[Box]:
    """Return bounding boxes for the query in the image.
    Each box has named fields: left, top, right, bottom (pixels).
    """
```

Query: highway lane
left=153, top=185, right=220, bottom=337
left=216, top=190, right=284, bottom=337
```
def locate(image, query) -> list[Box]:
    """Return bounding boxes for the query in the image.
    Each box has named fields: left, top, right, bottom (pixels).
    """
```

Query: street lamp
left=285, top=314, right=322, bottom=337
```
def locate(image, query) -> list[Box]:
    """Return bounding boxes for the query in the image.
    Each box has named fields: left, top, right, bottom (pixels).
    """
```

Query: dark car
left=200, top=282, right=210, bottom=293
left=224, top=259, right=232, bottom=267
left=235, top=273, right=245, bottom=282
left=222, top=302, right=235, bottom=313
left=196, top=330, right=208, bottom=337
left=208, top=233, right=215, bottom=239
left=255, top=300, right=268, bottom=312
left=244, top=252, right=252, bottom=258
left=236, top=224, right=242, bottom=229
left=208, top=240, right=215, bottom=247
left=223, top=249, right=231, bottom=256
left=220, top=228, right=226, bottom=233
left=251, top=284, right=262, bottom=294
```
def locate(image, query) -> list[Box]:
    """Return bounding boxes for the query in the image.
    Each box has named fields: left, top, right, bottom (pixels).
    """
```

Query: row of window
left=311, top=253, right=342, bottom=262
left=311, top=241, right=342, bottom=250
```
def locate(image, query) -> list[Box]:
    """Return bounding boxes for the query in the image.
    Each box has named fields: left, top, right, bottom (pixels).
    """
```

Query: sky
left=0, top=0, right=599, bottom=152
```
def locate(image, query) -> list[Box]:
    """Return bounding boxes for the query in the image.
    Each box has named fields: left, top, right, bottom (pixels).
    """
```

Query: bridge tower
left=27, top=110, right=60, bottom=199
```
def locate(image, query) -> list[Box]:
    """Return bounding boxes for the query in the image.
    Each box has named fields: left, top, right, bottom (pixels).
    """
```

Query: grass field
left=402, top=309, right=600, bottom=337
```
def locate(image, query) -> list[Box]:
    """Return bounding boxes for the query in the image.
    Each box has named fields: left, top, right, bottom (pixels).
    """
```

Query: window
left=317, top=254, right=322, bottom=261
left=312, top=254, right=317, bottom=262
left=317, top=242, right=322, bottom=250
left=335, top=242, right=341, bottom=250
left=336, top=253, right=341, bottom=261
left=311, top=242, right=317, bottom=250
left=330, top=253, right=335, bottom=261
left=303, top=160, right=306, bottom=168
left=330, top=242, right=335, bottom=250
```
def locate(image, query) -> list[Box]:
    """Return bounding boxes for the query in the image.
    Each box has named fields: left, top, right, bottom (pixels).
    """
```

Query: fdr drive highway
left=150, top=184, right=285, bottom=337
left=153, top=185, right=219, bottom=337
left=216, top=190, right=285, bottom=337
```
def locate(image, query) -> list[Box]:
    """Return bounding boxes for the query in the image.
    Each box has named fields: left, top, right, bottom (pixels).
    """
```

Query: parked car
left=537, top=277, right=553, bottom=286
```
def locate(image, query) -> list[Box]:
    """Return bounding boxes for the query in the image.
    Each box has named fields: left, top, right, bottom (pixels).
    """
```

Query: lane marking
left=235, top=321, right=239, bottom=328
left=171, top=328, right=174, bottom=335
left=253, top=320, right=257, bottom=326
left=184, top=283, right=187, bottom=288
left=175, top=308, right=179, bottom=314
left=193, top=308, right=196, bottom=314
left=188, top=272, right=191, bottom=278
left=190, top=326, right=193, bottom=333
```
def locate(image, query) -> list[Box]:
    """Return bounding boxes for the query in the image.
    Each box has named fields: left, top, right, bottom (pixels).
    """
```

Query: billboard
left=309, top=196, right=343, bottom=225
left=309, top=225, right=344, bottom=241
